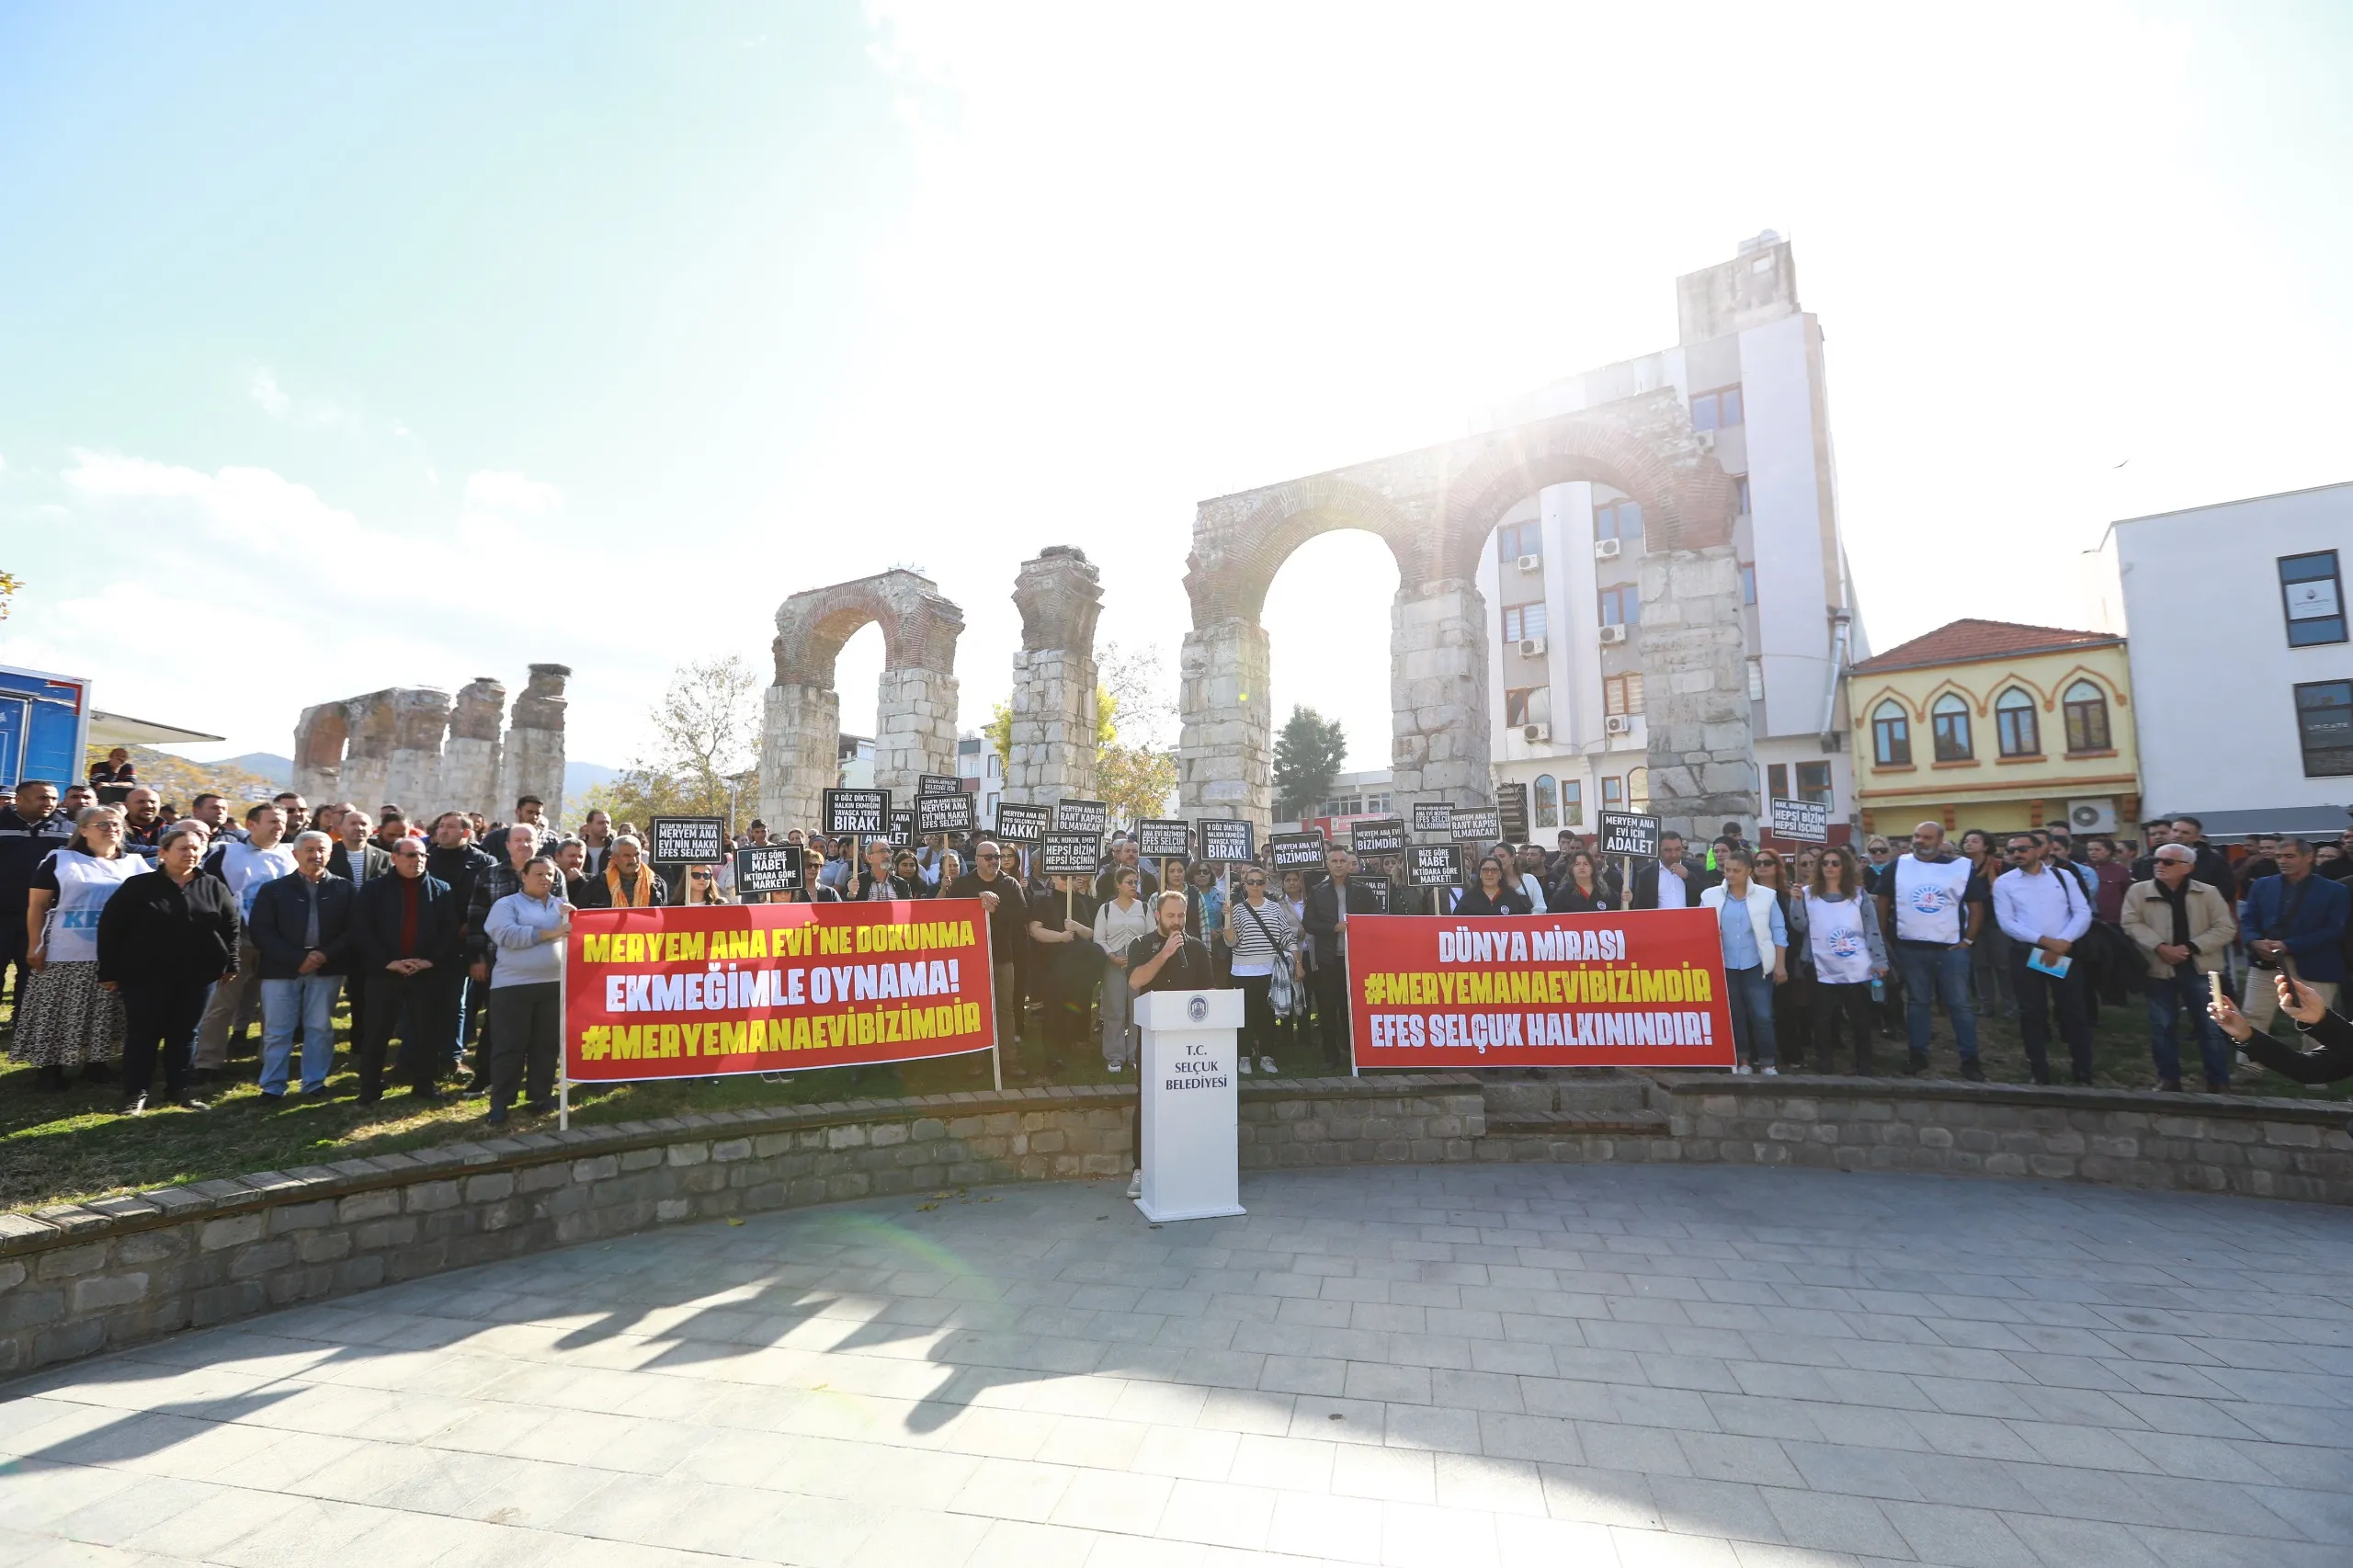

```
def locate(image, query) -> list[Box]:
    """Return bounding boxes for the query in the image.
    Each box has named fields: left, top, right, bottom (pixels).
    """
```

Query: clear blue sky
left=4, top=3, right=2348, bottom=772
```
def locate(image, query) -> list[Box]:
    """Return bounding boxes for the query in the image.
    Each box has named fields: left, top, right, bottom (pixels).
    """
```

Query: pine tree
left=1272, top=706, right=1347, bottom=821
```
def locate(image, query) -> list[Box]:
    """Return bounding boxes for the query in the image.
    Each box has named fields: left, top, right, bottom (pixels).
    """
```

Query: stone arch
left=1184, top=476, right=1422, bottom=628
left=760, top=570, right=965, bottom=833
left=291, top=702, right=351, bottom=802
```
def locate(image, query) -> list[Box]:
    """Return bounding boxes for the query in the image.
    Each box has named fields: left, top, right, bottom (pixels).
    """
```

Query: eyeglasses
left=689, top=871, right=711, bottom=881
left=978, top=852, right=1001, bottom=860
left=1244, top=877, right=1266, bottom=885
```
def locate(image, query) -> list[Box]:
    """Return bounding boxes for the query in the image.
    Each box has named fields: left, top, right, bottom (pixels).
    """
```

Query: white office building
left=2091, top=481, right=2353, bottom=837
left=1472, top=233, right=1870, bottom=843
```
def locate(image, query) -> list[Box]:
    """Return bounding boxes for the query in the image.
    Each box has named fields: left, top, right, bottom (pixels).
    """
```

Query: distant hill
left=565, top=760, right=620, bottom=797
left=224, top=752, right=293, bottom=789
left=85, top=745, right=283, bottom=809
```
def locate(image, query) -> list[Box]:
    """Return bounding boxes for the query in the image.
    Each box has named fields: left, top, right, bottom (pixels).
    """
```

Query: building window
left=2280, top=551, right=2347, bottom=647
left=1871, top=699, right=1912, bottom=766
left=1595, top=498, right=1642, bottom=540
left=1562, top=779, right=1583, bottom=825
left=1797, top=761, right=1832, bottom=805
left=1691, top=385, right=1745, bottom=431
left=1365, top=792, right=1392, bottom=814
left=1995, top=687, right=2040, bottom=757
left=1734, top=476, right=1751, bottom=516
left=2063, top=680, right=2111, bottom=752
left=1739, top=563, right=1757, bottom=606
left=1604, top=674, right=1645, bottom=716
left=1601, top=776, right=1624, bottom=809
left=1767, top=763, right=1788, bottom=799
left=1533, top=775, right=1559, bottom=829
left=1502, top=602, right=1549, bottom=643
left=1931, top=693, right=1973, bottom=761
left=2295, top=680, right=2353, bottom=776
left=1746, top=658, right=1765, bottom=701
left=1505, top=687, right=1551, bottom=727
left=1497, top=521, right=1542, bottom=563
left=1598, top=586, right=1640, bottom=626
left=1629, top=767, right=1650, bottom=810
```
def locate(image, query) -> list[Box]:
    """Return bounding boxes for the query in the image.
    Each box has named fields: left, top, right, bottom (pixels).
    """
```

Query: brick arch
left=772, top=569, right=964, bottom=688
left=1185, top=475, right=1420, bottom=626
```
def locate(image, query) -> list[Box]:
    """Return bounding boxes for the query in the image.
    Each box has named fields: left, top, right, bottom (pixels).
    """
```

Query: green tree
left=1272, top=706, right=1347, bottom=822
left=584, top=655, right=763, bottom=831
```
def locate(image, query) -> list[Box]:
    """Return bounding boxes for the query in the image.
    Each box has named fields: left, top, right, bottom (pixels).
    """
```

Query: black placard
left=1412, top=801, right=1454, bottom=836
left=1040, top=832, right=1099, bottom=877
left=1135, top=818, right=1192, bottom=859
left=917, top=773, right=962, bottom=797
left=1269, top=832, right=1328, bottom=870
left=1597, top=810, right=1661, bottom=858
left=1407, top=844, right=1464, bottom=888
left=915, top=791, right=976, bottom=835
left=1350, top=818, right=1408, bottom=856
left=1769, top=798, right=1829, bottom=844
left=647, top=815, right=724, bottom=866
left=1197, top=818, right=1255, bottom=864
left=887, top=810, right=915, bottom=847
left=1449, top=807, right=1502, bottom=844
left=733, top=844, right=804, bottom=894
left=1052, top=798, right=1110, bottom=835
left=1347, top=873, right=1392, bottom=912
left=822, top=789, right=891, bottom=837
left=990, top=801, right=1050, bottom=844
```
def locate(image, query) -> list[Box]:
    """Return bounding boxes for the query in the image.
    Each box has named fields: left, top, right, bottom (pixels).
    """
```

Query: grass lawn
left=0, top=984, right=2342, bottom=1214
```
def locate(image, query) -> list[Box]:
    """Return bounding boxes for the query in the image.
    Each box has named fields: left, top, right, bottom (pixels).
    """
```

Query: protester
left=1752, top=849, right=1810, bottom=1070
left=352, top=836, right=461, bottom=1102
left=817, top=837, right=854, bottom=895
left=2131, top=814, right=2232, bottom=893
left=577, top=809, right=616, bottom=877
left=120, top=788, right=165, bottom=858
left=931, top=849, right=965, bottom=897
left=370, top=811, right=411, bottom=853
left=1028, top=875, right=1098, bottom=1071
left=1302, top=846, right=1381, bottom=1070
left=1702, top=850, right=1786, bottom=1074
left=0, top=778, right=72, bottom=1010
left=86, top=747, right=136, bottom=789
left=892, top=848, right=925, bottom=895
left=1954, top=829, right=2014, bottom=1021
left=1549, top=849, right=1618, bottom=913
left=1994, top=830, right=2097, bottom=1085
left=1879, top=821, right=1988, bottom=1080
left=1511, top=845, right=1552, bottom=912
left=1455, top=855, right=1530, bottom=915
left=2120, top=842, right=2239, bottom=1092
left=61, top=783, right=97, bottom=816
left=855, top=840, right=912, bottom=900
left=1124, top=890, right=1219, bottom=1197
left=790, top=846, right=842, bottom=903
left=1094, top=837, right=1160, bottom=903
left=192, top=803, right=297, bottom=1078
left=1790, top=844, right=1888, bottom=1074
left=578, top=834, right=668, bottom=908
left=2083, top=836, right=2131, bottom=926
left=96, top=822, right=234, bottom=1112
left=1631, top=832, right=1713, bottom=909
left=948, top=841, right=1028, bottom=1051
left=1225, top=863, right=1300, bottom=1074
left=1279, top=867, right=1315, bottom=1048
left=11, top=804, right=138, bottom=1087
left=247, top=829, right=354, bottom=1102
left=1094, top=867, right=1153, bottom=1071
left=681, top=862, right=732, bottom=905
left=483, top=855, right=571, bottom=1124
left=2236, top=836, right=2349, bottom=1033
left=2212, top=973, right=2353, bottom=1083
left=511, top=795, right=556, bottom=849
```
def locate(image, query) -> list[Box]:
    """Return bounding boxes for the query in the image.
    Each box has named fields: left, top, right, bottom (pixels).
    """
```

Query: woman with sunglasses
left=679, top=863, right=733, bottom=906
left=1224, top=865, right=1300, bottom=1074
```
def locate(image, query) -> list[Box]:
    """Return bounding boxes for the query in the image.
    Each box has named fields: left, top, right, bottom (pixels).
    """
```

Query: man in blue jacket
left=249, top=830, right=357, bottom=1101
left=353, top=836, right=462, bottom=1102
left=2239, top=837, right=2350, bottom=1037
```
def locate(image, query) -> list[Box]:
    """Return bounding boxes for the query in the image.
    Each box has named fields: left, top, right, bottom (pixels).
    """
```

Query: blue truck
left=0, top=664, right=93, bottom=790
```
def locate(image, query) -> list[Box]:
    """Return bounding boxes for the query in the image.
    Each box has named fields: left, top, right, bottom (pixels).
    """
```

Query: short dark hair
left=2171, top=814, right=2204, bottom=832
left=246, top=802, right=277, bottom=824
left=17, top=779, right=56, bottom=792
left=1660, top=831, right=1684, bottom=845
left=192, top=792, right=222, bottom=809
left=1721, top=849, right=1754, bottom=871
left=273, top=790, right=301, bottom=802
left=517, top=794, right=544, bottom=808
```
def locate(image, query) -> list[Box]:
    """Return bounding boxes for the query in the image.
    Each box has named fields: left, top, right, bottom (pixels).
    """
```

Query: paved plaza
left=3, top=1165, right=2351, bottom=1568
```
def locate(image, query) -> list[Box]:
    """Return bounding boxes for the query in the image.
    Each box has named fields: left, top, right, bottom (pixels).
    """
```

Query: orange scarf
left=604, top=860, right=655, bottom=907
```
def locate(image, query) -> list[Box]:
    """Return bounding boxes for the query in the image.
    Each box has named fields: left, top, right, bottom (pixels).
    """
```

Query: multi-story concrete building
left=2091, top=482, right=2352, bottom=837
left=957, top=731, right=1006, bottom=826
left=1472, top=233, right=1868, bottom=844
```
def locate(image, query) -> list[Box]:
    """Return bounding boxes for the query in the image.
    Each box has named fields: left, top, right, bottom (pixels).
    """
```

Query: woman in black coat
left=1452, top=856, right=1530, bottom=916
left=95, top=822, right=238, bottom=1113
left=1548, top=850, right=1620, bottom=914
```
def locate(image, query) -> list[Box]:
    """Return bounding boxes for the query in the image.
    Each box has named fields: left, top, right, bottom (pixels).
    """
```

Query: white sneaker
left=1760, top=1065, right=1779, bottom=1076
left=1732, top=1063, right=1753, bottom=1075
left=1259, top=1056, right=1278, bottom=1074
left=1239, top=1057, right=1253, bottom=1074
left=1126, top=1170, right=1142, bottom=1199
left=1107, top=1061, right=1122, bottom=1074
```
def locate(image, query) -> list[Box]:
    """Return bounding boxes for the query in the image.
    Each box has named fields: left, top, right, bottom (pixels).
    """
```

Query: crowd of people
left=5, top=763, right=2351, bottom=1131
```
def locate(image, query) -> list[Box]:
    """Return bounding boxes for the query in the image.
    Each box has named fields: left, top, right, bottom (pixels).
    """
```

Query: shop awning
left=88, top=710, right=227, bottom=750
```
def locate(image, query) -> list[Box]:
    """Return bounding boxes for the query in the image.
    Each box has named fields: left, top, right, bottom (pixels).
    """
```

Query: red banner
left=563, top=899, right=997, bottom=1082
left=1347, top=910, right=1735, bottom=1069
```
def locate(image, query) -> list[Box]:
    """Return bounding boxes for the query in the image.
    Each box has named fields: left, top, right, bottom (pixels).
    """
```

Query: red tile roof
left=1847, top=619, right=2122, bottom=676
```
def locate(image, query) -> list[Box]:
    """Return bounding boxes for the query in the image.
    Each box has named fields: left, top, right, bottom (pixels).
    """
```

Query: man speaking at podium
left=1124, top=889, right=1220, bottom=1199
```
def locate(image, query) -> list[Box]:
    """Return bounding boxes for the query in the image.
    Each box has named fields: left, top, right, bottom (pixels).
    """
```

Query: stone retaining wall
left=3, top=1072, right=2345, bottom=1379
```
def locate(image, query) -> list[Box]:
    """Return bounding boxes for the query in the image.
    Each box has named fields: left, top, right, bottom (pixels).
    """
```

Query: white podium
left=1133, top=989, right=1246, bottom=1222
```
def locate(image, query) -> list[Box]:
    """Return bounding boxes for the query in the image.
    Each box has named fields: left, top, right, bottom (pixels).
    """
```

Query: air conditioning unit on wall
left=1518, top=636, right=1546, bottom=658
left=1604, top=715, right=1632, bottom=736
left=2068, top=798, right=2118, bottom=834
left=1522, top=723, right=1551, bottom=744
left=1593, top=538, right=1622, bottom=561
left=1597, top=624, right=1627, bottom=645
left=1694, top=430, right=1717, bottom=453
left=1516, top=553, right=1542, bottom=573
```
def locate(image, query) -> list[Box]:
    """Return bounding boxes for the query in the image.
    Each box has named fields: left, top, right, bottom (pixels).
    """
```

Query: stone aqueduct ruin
left=755, top=390, right=1752, bottom=841
left=288, top=396, right=1746, bottom=840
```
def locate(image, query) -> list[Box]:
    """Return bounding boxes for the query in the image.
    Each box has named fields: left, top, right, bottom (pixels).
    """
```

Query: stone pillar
left=873, top=665, right=959, bottom=801
left=500, top=664, right=571, bottom=824
left=1390, top=580, right=1493, bottom=816
left=383, top=689, right=452, bottom=822
left=1006, top=547, right=1103, bottom=806
left=1176, top=619, right=1272, bottom=833
left=1638, top=545, right=1756, bottom=840
left=442, top=677, right=506, bottom=819
left=759, top=683, right=839, bottom=833
left=290, top=703, right=347, bottom=804
left=340, top=693, right=395, bottom=815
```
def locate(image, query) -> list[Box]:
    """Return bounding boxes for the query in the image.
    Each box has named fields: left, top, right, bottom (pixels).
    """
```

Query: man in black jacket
left=948, top=841, right=1029, bottom=1051
left=353, top=838, right=462, bottom=1102
left=249, top=831, right=357, bottom=1101
left=2131, top=815, right=2234, bottom=896
left=1302, top=846, right=1384, bottom=1071
left=426, top=812, right=499, bottom=1080
left=0, top=778, right=71, bottom=1009
left=97, top=823, right=238, bottom=1112
left=1630, top=833, right=1718, bottom=910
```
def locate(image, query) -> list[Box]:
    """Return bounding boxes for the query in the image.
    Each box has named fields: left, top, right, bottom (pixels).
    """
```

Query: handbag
left=1241, top=899, right=1297, bottom=1014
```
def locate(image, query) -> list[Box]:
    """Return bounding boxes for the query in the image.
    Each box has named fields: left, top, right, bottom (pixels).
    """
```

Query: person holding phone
left=2211, top=972, right=2353, bottom=1085
left=2238, top=838, right=2348, bottom=1035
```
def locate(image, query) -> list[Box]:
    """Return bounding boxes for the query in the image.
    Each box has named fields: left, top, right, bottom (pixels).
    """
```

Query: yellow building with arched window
left=1846, top=619, right=2140, bottom=841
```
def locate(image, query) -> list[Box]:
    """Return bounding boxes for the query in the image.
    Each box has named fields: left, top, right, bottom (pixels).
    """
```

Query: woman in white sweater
left=483, top=856, right=572, bottom=1125
left=1093, top=868, right=1154, bottom=1072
